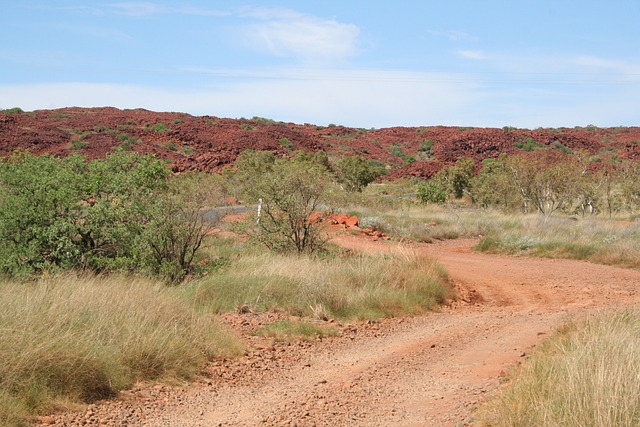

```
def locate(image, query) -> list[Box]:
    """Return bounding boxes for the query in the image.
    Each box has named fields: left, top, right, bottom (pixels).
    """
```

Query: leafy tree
left=417, top=181, right=446, bottom=204
left=334, top=155, right=381, bottom=192
left=470, top=156, right=519, bottom=210
left=433, top=157, right=475, bottom=199
left=235, top=151, right=331, bottom=253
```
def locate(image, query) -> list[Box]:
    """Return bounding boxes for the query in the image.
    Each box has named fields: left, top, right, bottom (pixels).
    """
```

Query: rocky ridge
left=1, top=107, right=639, bottom=178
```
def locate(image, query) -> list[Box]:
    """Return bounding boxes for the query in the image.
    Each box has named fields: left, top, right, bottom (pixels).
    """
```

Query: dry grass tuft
left=0, top=273, right=242, bottom=425
left=187, top=250, right=451, bottom=321
left=477, top=310, right=640, bottom=427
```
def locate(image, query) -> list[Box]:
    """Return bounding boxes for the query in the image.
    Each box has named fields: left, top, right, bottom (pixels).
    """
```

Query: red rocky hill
left=1, top=107, right=639, bottom=178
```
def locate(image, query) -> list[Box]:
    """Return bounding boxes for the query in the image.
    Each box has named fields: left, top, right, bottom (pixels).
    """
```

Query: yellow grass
left=186, top=249, right=452, bottom=320
left=0, top=273, right=242, bottom=426
left=477, top=310, right=640, bottom=427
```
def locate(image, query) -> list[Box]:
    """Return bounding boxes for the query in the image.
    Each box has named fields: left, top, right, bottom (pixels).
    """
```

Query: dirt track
left=47, top=237, right=640, bottom=427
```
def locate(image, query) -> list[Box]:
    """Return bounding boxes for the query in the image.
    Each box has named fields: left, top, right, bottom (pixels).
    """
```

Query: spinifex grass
left=477, top=310, right=640, bottom=427
left=185, top=250, right=451, bottom=321
left=0, top=274, right=242, bottom=426
left=475, top=215, right=640, bottom=268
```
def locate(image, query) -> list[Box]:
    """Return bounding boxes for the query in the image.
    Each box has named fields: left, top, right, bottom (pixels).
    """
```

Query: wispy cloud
left=54, top=2, right=228, bottom=17
left=106, top=2, right=161, bottom=16
left=456, top=50, right=488, bottom=60
left=572, top=55, right=640, bottom=78
left=238, top=8, right=360, bottom=62
left=428, top=29, right=478, bottom=42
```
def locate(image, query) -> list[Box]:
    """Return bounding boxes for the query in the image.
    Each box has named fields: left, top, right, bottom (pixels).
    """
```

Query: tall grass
left=476, top=215, right=640, bottom=268
left=350, top=205, right=510, bottom=242
left=0, top=274, right=242, bottom=426
left=477, top=310, right=640, bottom=427
left=342, top=204, right=640, bottom=268
left=185, top=250, right=451, bottom=320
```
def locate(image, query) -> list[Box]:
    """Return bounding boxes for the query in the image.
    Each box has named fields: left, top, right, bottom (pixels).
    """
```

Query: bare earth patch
left=43, top=237, right=640, bottom=427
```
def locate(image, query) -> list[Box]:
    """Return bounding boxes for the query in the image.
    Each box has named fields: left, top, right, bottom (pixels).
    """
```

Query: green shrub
left=152, top=122, right=168, bottom=132
left=0, top=151, right=216, bottom=282
left=278, top=137, right=294, bottom=150
left=1, top=107, right=23, bottom=114
left=70, top=140, right=88, bottom=150
left=334, top=156, right=382, bottom=192
left=417, top=181, right=446, bottom=204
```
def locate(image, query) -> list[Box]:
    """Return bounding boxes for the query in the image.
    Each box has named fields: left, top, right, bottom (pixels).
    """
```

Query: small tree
left=235, top=151, right=331, bottom=254
left=140, top=172, right=219, bottom=283
left=433, top=157, right=475, bottom=199
left=334, top=155, right=381, bottom=192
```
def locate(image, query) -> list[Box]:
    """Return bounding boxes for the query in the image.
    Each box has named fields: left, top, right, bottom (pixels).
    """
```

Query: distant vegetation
left=418, top=152, right=640, bottom=219
left=1, top=107, right=23, bottom=114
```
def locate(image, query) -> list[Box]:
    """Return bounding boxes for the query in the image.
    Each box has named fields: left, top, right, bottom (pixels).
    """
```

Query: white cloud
left=456, top=50, right=488, bottom=60
left=428, top=30, right=478, bottom=42
left=239, top=8, right=360, bottom=62
left=106, top=2, right=161, bottom=16
left=0, top=70, right=477, bottom=128
left=2, top=65, right=638, bottom=129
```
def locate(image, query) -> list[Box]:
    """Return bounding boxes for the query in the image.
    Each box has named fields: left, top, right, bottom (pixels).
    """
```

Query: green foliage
left=279, top=137, right=294, bottom=150
left=70, top=140, right=88, bottom=150
left=166, top=142, right=177, bottom=151
left=418, top=139, right=435, bottom=155
left=0, top=151, right=214, bottom=281
left=334, top=156, right=382, bottom=192
left=552, top=140, right=572, bottom=153
left=514, top=137, right=544, bottom=152
left=232, top=151, right=331, bottom=254
left=152, top=122, right=168, bottom=132
left=417, top=181, right=447, bottom=204
left=434, top=157, right=475, bottom=199
left=389, top=142, right=415, bottom=164
left=470, top=156, right=520, bottom=210
left=241, top=123, right=252, bottom=131
left=1, top=107, right=23, bottom=114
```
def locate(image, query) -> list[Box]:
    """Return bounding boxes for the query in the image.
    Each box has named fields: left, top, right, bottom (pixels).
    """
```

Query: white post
left=257, top=198, right=262, bottom=224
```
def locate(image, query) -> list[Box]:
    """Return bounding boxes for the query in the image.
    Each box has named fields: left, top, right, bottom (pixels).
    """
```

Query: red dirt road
left=47, top=237, right=640, bottom=427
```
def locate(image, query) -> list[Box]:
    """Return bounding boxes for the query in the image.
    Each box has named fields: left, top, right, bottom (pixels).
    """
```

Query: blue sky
left=1, top=1, right=639, bottom=128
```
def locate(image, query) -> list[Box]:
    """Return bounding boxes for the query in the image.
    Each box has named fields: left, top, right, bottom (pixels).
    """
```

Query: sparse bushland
left=477, top=310, right=640, bottom=427
left=184, top=244, right=452, bottom=321
left=417, top=152, right=640, bottom=218
left=0, top=273, right=242, bottom=426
